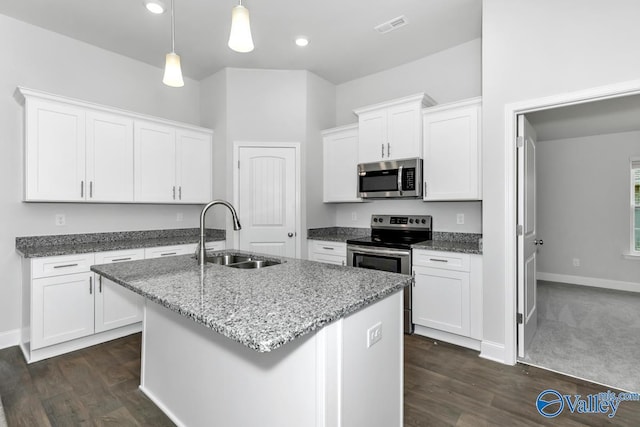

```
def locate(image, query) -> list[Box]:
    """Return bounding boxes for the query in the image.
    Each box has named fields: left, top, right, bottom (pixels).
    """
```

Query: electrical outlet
left=456, top=213, right=465, bottom=225
left=351, top=211, right=357, bottom=221
left=367, top=322, right=382, bottom=348
left=55, top=214, right=66, bottom=226
left=177, top=212, right=184, bottom=222
left=573, top=258, right=580, bottom=267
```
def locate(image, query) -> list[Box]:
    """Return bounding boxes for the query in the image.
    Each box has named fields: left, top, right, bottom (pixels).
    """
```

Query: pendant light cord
left=170, top=0, right=176, bottom=53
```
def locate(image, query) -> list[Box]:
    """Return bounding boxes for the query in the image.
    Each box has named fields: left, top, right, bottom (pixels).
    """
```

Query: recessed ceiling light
left=295, top=37, right=309, bottom=47
left=144, top=0, right=166, bottom=14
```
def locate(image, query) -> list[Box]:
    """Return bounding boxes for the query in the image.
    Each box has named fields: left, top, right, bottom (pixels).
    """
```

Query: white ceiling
left=0, top=0, right=482, bottom=84
left=527, top=94, right=640, bottom=142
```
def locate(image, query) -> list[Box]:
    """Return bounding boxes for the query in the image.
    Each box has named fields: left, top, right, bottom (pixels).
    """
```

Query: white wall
left=0, top=15, right=205, bottom=336
left=333, top=38, right=483, bottom=233
left=536, top=131, right=640, bottom=285
left=482, top=0, right=640, bottom=360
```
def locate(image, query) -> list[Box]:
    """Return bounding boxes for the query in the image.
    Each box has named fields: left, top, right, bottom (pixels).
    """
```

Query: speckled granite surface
left=91, top=250, right=410, bottom=353
left=412, top=239, right=482, bottom=254
left=16, top=228, right=225, bottom=258
left=307, top=227, right=370, bottom=242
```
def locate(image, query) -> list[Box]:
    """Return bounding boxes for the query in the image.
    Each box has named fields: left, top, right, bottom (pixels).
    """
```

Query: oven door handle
left=348, top=245, right=411, bottom=258
left=397, top=165, right=403, bottom=195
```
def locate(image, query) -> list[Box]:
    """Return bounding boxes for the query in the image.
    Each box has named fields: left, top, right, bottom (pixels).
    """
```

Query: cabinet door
left=134, top=121, right=176, bottom=202
left=423, top=104, right=481, bottom=200
left=323, top=127, right=361, bottom=202
left=176, top=129, right=212, bottom=203
left=94, top=250, right=144, bottom=333
left=387, top=103, right=422, bottom=160
left=358, top=110, right=387, bottom=163
left=144, top=244, right=196, bottom=259
left=412, top=266, right=470, bottom=336
left=86, top=112, right=134, bottom=202
left=25, top=99, right=86, bottom=201
left=31, top=272, right=94, bottom=349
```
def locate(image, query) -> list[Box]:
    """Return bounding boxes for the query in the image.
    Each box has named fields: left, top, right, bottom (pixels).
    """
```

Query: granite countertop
left=411, top=240, right=482, bottom=254
left=91, top=250, right=410, bottom=353
left=307, top=227, right=370, bottom=243
left=16, top=228, right=225, bottom=258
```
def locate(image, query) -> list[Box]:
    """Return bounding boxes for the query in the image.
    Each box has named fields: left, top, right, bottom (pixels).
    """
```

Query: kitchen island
left=91, top=251, right=409, bottom=427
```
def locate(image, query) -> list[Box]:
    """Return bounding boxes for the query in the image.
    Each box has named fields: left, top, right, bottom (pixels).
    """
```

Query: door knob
left=287, top=232, right=294, bottom=238
left=534, top=239, right=544, bottom=245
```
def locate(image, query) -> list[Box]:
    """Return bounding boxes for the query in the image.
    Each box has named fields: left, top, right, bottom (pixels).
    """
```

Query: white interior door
left=237, top=146, right=298, bottom=257
left=517, top=115, right=538, bottom=358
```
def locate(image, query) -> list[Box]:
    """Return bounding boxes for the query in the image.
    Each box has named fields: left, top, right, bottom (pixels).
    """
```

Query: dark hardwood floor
left=1, top=333, right=638, bottom=426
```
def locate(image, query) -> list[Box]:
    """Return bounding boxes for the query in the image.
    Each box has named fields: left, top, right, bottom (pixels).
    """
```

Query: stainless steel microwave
left=357, top=158, right=422, bottom=199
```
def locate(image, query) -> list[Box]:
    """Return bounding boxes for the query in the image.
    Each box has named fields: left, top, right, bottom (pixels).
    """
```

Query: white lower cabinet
left=412, top=249, right=482, bottom=350
left=94, top=249, right=145, bottom=333
left=21, top=242, right=211, bottom=363
left=307, top=240, right=347, bottom=266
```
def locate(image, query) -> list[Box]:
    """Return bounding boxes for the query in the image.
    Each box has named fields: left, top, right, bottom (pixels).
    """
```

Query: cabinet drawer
left=144, top=244, right=195, bottom=259
left=94, top=248, right=145, bottom=265
left=313, top=253, right=346, bottom=266
left=310, top=240, right=346, bottom=256
left=412, top=249, right=469, bottom=271
left=205, top=241, right=225, bottom=252
left=31, top=253, right=95, bottom=279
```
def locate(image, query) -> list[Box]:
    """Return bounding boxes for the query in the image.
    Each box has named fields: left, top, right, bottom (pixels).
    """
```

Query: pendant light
left=163, top=0, right=184, bottom=87
left=228, top=0, right=254, bottom=53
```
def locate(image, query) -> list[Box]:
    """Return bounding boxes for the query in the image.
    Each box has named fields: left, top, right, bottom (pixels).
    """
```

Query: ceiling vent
left=374, top=15, right=408, bottom=34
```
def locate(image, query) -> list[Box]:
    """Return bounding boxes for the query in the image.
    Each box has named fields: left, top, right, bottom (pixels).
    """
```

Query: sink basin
left=206, top=254, right=252, bottom=265
left=226, top=260, right=281, bottom=269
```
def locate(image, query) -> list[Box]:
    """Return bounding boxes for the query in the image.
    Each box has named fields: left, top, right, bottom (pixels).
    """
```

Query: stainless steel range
left=346, top=214, right=432, bottom=334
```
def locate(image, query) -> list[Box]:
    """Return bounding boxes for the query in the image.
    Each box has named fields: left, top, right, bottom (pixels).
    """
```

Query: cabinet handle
left=424, top=181, right=427, bottom=197
left=89, top=181, right=93, bottom=198
left=179, top=186, right=182, bottom=200
left=172, top=186, right=176, bottom=200
left=53, top=263, right=78, bottom=269
left=381, top=143, right=384, bottom=158
left=111, top=257, right=132, bottom=262
left=412, top=270, right=415, bottom=287
left=99, top=275, right=102, bottom=293
left=429, top=258, right=448, bottom=263
left=341, top=260, right=345, bottom=266
left=80, top=181, right=84, bottom=198
left=89, top=276, right=93, bottom=294
left=387, top=142, right=390, bottom=158
left=322, top=246, right=335, bottom=250
left=160, top=252, right=177, bottom=256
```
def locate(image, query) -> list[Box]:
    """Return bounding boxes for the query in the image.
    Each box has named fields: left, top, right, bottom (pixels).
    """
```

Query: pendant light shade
left=163, top=52, right=184, bottom=87
left=163, top=0, right=184, bottom=87
left=228, top=2, right=254, bottom=53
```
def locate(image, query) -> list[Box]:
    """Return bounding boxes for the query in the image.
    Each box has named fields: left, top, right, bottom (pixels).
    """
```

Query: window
left=632, top=159, right=640, bottom=253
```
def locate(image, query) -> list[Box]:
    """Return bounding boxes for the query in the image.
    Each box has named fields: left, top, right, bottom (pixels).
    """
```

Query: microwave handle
left=397, top=165, right=403, bottom=194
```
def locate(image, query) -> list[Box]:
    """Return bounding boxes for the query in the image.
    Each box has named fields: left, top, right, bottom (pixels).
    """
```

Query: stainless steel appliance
left=357, top=157, right=422, bottom=199
left=346, top=214, right=432, bottom=334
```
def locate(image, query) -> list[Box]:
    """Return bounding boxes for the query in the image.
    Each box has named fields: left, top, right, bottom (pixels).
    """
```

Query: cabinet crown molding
left=353, top=92, right=437, bottom=116
left=16, top=86, right=212, bottom=134
left=320, top=123, right=358, bottom=136
left=422, top=96, right=482, bottom=114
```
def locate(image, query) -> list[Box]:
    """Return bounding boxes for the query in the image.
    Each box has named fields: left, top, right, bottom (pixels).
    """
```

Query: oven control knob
left=373, top=218, right=378, bottom=223
left=378, top=217, right=383, bottom=223
left=409, top=219, right=414, bottom=224
left=421, top=219, right=426, bottom=224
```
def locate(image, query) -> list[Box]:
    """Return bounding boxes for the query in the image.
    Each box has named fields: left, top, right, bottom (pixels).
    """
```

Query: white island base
left=139, top=291, right=403, bottom=427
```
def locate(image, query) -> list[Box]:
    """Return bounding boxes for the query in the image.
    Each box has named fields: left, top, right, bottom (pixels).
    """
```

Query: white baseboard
left=480, top=340, right=508, bottom=364
left=0, top=329, right=19, bottom=350
left=538, top=272, right=640, bottom=293
left=413, top=325, right=481, bottom=351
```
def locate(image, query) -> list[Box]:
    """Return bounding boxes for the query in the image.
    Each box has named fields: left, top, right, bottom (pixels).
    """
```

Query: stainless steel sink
left=226, top=260, right=281, bottom=269
left=206, top=254, right=252, bottom=265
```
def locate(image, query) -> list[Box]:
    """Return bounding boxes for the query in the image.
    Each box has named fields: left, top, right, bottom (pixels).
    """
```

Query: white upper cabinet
left=176, top=129, right=212, bottom=203
left=422, top=97, right=482, bottom=201
left=134, top=121, right=177, bottom=203
left=354, top=93, right=435, bottom=163
left=322, top=124, right=361, bottom=203
left=86, top=111, right=134, bottom=201
left=18, top=87, right=213, bottom=204
left=25, top=98, right=86, bottom=201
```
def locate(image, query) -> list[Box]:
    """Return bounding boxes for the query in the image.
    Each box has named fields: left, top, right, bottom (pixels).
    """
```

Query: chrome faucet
left=197, top=200, right=242, bottom=266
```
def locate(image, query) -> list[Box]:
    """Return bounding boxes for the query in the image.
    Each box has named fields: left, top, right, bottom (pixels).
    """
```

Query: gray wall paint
left=332, top=38, right=483, bottom=233
left=536, top=131, right=640, bottom=285
left=482, top=0, right=640, bottom=350
left=0, top=15, right=203, bottom=334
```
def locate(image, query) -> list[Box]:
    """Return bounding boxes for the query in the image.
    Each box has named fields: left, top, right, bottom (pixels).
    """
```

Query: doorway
left=513, top=92, right=640, bottom=392
left=233, top=142, right=301, bottom=258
